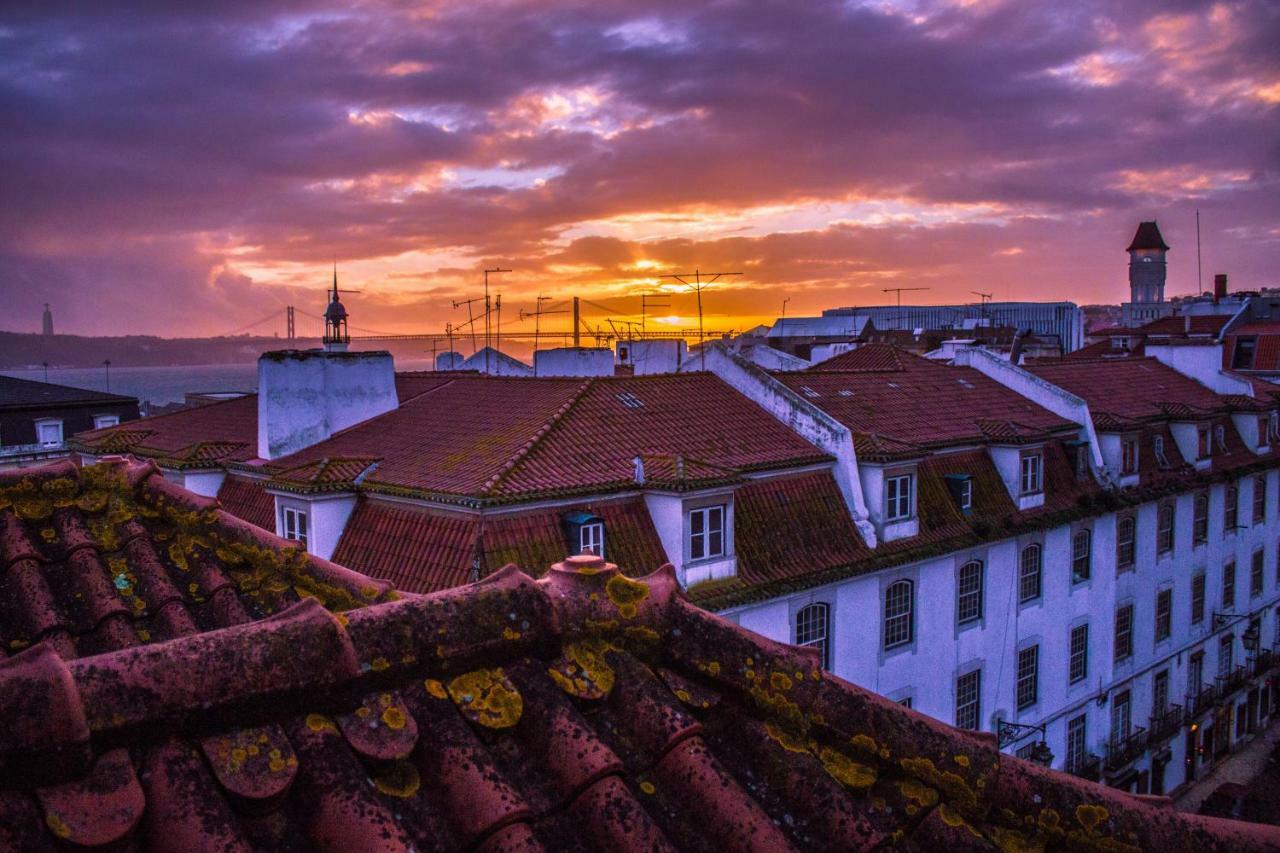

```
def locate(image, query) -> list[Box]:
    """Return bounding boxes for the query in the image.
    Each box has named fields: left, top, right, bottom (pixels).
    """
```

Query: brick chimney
left=1214, top=273, right=1228, bottom=302
left=257, top=349, right=398, bottom=460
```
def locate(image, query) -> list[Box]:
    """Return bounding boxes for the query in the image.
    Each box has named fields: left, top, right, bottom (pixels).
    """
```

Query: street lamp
left=996, top=720, right=1055, bottom=767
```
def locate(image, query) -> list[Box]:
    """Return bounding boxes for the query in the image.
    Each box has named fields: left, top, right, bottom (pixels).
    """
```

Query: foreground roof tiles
left=1027, top=358, right=1228, bottom=421
left=0, top=546, right=1274, bottom=851
left=0, top=458, right=396, bottom=662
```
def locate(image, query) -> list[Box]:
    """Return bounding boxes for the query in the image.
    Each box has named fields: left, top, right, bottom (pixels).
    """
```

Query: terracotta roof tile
left=214, top=475, right=275, bottom=530
left=0, top=550, right=1275, bottom=850
left=1028, top=358, right=1227, bottom=421
left=806, top=343, right=910, bottom=372
left=780, top=347, right=1072, bottom=448
left=331, top=496, right=669, bottom=594
left=0, top=458, right=396, bottom=662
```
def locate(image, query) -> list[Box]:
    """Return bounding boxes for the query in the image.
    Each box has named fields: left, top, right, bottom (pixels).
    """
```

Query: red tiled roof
left=1226, top=326, right=1280, bottom=372
left=270, top=373, right=829, bottom=504
left=332, top=496, right=669, bottom=594
left=215, top=474, right=275, bottom=530
left=2, top=550, right=1275, bottom=850
left=70, top=373, right=455, bottom=467
left=0, top=458, right=396, bottom=663
left=780, top=347, right=1072, bottom=449
left=1137, top=315, right=1229, bottom=337
left=73, top=394, right=258, bottom=466
left=270, top=456, right=380, bottom=492
left=731, top=472, right=869, bottom=587
left=1028, top=358, right=1226, bottom=421
left=806, top=343, right=912, bottom=372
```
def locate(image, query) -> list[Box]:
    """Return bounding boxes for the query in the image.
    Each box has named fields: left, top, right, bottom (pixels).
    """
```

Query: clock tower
left=1122, top=221, right=1172, bottom=326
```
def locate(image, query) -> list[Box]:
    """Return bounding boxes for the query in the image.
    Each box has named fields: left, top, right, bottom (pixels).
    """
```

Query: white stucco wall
left=257, top=350, right=398, bottom=460
left=534, top=347, right=614, bottom=377
left=619, top=339, right=686, bottom=375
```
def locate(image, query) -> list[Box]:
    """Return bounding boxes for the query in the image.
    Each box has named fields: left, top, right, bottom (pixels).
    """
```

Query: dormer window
left=1121, top=437, right=1138, bottom=474
left=1153, top=435, right=1169, bottom=468
left=1259, top=417, right=1270, bottom=449
left=1019, top=452, right=1043, bottom=495
left=945, top=474, right=972, bottom=512
left=1197, top=427, right=1211, bottom=459
left=885, top=473, right=914, bottom=522
left=562, top=511, right=605, bottom=558
left=281, top=506, right=308, bottom=546
left=1073, top=443, right=1090, bottom=478
left=34, top=418, right=63, bottom=448
left=1214, top=424, right=1227, bottom=452
left=93, top=414, right=120, bottom=430
left=688, top=505, right=725, bottom=561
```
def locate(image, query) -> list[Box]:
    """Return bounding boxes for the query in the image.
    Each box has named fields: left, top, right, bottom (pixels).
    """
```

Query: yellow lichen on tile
left=447, top=668, right=523, bottom=729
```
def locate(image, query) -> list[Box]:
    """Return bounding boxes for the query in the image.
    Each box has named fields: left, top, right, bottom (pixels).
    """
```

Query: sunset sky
left=2, top=0, right=1278, bottom=339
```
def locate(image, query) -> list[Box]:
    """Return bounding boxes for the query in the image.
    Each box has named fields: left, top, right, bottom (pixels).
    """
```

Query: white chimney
left=257, top=349, right=398, bottom=460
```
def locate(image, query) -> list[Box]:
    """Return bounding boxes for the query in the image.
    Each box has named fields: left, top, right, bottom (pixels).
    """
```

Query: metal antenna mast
left=1196, top=209, right=1203, bottom=295
left=660, top=269, right=742, bottom=370
left=882, top=287, right=930, bottom=329
left=640, top=292, right=671, bottom=337
left=483, top=268, right=511, bottom=351
left=970, top=291, right=992, bottom=325
left=452, top=297, right=484, bottom=353
left=520, top=296, right=569, bottom=374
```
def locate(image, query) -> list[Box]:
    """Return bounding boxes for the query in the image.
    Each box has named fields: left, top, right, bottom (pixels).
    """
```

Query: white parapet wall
left=534, top=347, right=615, bottom=377
left=258, top=349, right=398, bottom=460
left=618, top=339, right=687, bottom=375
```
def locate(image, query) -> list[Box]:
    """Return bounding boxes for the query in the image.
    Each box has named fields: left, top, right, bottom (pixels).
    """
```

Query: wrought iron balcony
left=1066, top=752, right=1102, bottom=782
left=1105, top=726, right=1148, bottom=771
left=1187, top=683, right=1218, bottom=717
left=1148, top=704, right=1183, bottom=743
left=1216, top=665, right=1249, bottom=699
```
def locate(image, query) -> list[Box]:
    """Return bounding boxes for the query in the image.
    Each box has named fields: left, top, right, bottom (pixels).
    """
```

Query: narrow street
left=1175, top=719, right=1280, bottom=818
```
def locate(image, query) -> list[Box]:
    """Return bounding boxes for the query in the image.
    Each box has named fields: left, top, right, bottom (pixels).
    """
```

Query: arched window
left=1071, top=529, right=1091, bottom=583
left=795, top=603, right=831, bottom=669
left=1018, top=544, right=1042, bottom=603
left=1116, top=516, right=1136, bottom=569
left=884, top=580, right=914, bottom=650
left=957, top=560, right=983, bottom=625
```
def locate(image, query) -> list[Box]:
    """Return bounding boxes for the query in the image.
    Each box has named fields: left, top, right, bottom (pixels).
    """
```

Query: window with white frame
left=688, top=505, right=725, bottom=561
left=1191, top=572, right=1206, bottom=624
left=1156, top=502, right=1174, bottom=554
left=1254, top=475, right=1267, bottom=524
left=955, top=669, right=981, bottom=730
left=1069, top=623, right=1088, bottom=684
left=1215, top=424, right=1227, bottom=452
left=1111, top=690, right=1131, bottom=743
left=93, top=414, right=119, bottom=430
left=1121, top=437, right=1138, bottom=474
left=1114, top=603, right=1134, bottom=662
left=1065, top=715, right=1087, bottom=774
left=1193, top=492, right=1208, bottom=544
left=1018, top=544, right=1042, bottom=603
left=885, top=473, right=914, bottom=522
left=883, top=580, right=914, bottom=650
left=1218, top=634, right=1234, bottom=678
left=795, top=603, right=831, bottom=669
left=1071, top=529, right=1091, bottom=583
left=1020, top=453, right=1043, bottom=495
left=1155, top=588, right=1172, bottom=642
left=1153, top=669, right=1169, bottom=717
left=282, top=506, right=308, bottom=546
left=1260, top=417, right=1271, bottom=449
left=1116, top=516, right=1136, bottom=570
left=957, top=478, right=972, bottom=510
left=1016, top=645, right=1039, bottom=710
left=1252, top=549, right=1264, bottom=598
left=1222, top=560, right=1236, bottom=612
left=957, top=560, right=983, bottom=625
left=1153, top=435, right=1169, bottom=468
left=1198, top=427, right=1211, bottom=459
left=35, top=419, right=63, bottom=447
left=579, top=521, right=605, bottom=557
left=1226, top=482, right=1239, bottom=531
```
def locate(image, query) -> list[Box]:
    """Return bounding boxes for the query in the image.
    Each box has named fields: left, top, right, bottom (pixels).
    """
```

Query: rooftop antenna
left=882, top=286, right=930, bottom=329
left=1196, top=209, right=1203, bottom=295
left=483, top=267, right=510, bottom=374
left=520, top=296, right=568, bottom=375
left=659, top=269, right=742, bottom=370
left=781, top=296, right=791, bottom=324
left=640, top=291, right=671, bottom=337
left=452, top=296, right=484, bottom=353
left=970, top=291, right=992, bottom=325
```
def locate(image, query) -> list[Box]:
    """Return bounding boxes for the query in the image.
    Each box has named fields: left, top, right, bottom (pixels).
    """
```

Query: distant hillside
left=0, top=331, right=321, bottom=369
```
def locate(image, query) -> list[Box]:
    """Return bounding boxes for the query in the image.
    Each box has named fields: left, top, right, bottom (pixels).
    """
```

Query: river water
left=2, top=359, right=437, bottom=406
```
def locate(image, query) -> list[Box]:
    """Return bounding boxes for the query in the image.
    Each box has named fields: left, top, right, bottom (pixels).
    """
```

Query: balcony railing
left=1066, top=753, right=1102, bottom=782
left=1148, top=704, right=1184, bottom=743
left=1216, top=665, right=1249, bottom=699
left=1105, top=726, right=1148, bottom=771
left=1187, top=683, right=1218, bottom=717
